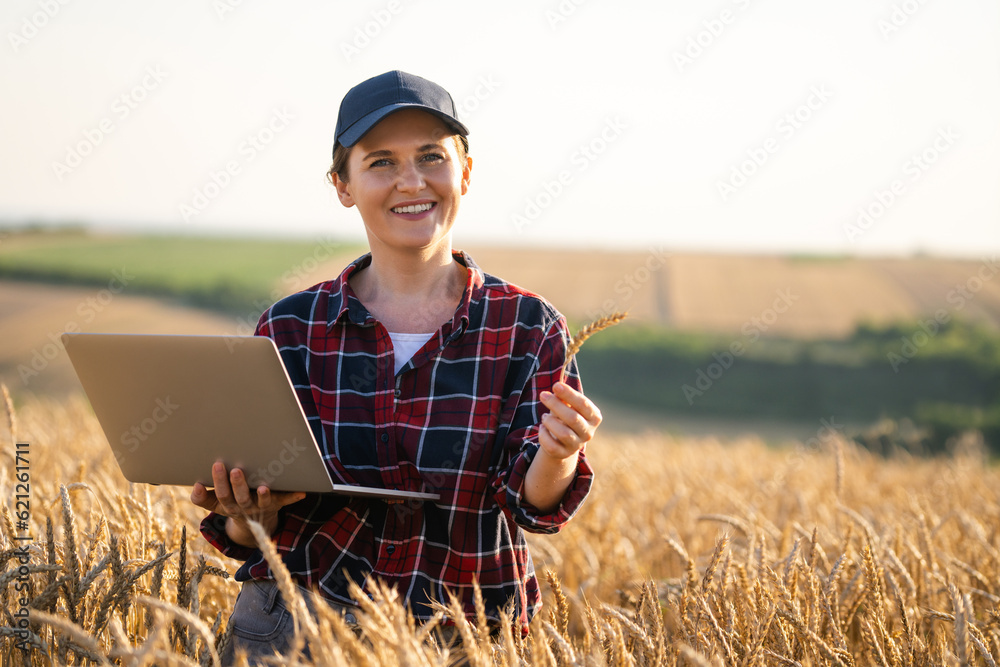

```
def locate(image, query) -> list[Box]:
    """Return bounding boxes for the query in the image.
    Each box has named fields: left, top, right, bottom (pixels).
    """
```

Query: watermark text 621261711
left=12, top=441, right=33, bottom=652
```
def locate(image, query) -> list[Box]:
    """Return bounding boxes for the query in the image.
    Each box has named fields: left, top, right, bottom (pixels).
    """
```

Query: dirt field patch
left=4, top=249, right=998, bottom=398
left=0, top=281, right=240, bottom=397
left=461, top=247, right=1000, bottom=337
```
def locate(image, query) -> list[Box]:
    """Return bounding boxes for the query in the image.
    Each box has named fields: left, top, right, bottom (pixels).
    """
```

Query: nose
left=395, top=159, right=425, bottom=193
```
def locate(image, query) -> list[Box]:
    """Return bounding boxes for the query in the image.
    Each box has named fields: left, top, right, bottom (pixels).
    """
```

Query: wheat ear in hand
left=560, top=312, right=628, bottom=382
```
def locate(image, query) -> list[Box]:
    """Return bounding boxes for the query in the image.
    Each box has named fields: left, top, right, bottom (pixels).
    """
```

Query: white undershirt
left=388, top=331, right=435, bottom=374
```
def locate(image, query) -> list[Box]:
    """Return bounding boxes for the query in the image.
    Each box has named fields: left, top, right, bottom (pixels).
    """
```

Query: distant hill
left=461, top=247, right=1000, bottom=338
left=2, top=230, right=998, bottom=410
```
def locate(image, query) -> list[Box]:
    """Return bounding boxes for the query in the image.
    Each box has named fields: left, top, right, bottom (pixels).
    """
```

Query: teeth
left=392, top=203, right=434, bottom=214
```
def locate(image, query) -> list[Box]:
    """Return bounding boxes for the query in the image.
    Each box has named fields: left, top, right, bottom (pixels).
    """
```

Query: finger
left=552, top=383, right=603, bottom=426
left=538, top=421, right=561, bottom=450
left=542, top=411, right=581, bottom=447
left=540, top=392, right=590, bottom=438
left=229, top=468, right=255, bottom=509
left=190, top=482, right=214, bottom=510
left=538, top=422, right=576, bottom=458
left=211, top=461, right=237, bottom=512
left=254, top=485, right=272, bottom=511
left=549, top=385, right=602, bottom=430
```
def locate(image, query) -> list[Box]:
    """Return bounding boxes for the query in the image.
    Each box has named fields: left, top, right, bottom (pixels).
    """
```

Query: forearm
left=523, top=447, right=580, bottom=514
left=224, top=514, right=278, bottom=548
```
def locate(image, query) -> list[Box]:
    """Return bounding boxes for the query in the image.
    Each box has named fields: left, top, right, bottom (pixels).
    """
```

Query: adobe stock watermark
left=842, top=126, right=958, bottom=243
left=452, top=74, right=501, bottom=123
left=887, top=255, right=999, bottom=372
left=51, top=65, right=168, bottom=182
left=340, top=0, right=405, bottom=62
left=213, top=0, right=247, bottom=20
left=390, top=416, right=500, bottom=522
left=18, top=268, right=135, bottom=386
left=178, top=106, right=294, bottom=222
left=544, top=0, right=591, bottom=30
left=251, top=439, right=310, bottom=488
left=877, top=0, right=930, bottom=40
left=672, top=0, right=754, bottom=73
left=8, top=0, right=72, bottom=52
left=116, top=397, right=180, bottom=467
left=681, top=288, right=800, bottom=404
left=585, top=245, right=672, bottom=322
left=511, top=116, right=627, bottom=233
left=223, top=236, right=345, bottom=352
left=747, top=415, right=845, bottom=508
left=716, top=84, right=833, bottom=202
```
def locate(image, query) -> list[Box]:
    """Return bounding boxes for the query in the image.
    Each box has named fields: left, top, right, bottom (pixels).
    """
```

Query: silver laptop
left=61, top=333, right=439, bottom=501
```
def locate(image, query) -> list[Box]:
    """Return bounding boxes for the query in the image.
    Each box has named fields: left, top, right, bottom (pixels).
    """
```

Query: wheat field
left=1, top=391, right=999, bottom=666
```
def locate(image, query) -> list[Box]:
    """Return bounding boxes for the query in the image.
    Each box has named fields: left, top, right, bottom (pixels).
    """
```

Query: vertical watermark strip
left=12, top=441, right=33, bottom=651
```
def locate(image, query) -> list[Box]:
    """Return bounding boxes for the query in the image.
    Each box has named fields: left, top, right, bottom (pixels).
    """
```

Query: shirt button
left=386, top=545, right=396, bottom=555
left=380, top=433, right=389, bottom=443
left=393, top=389, right=401, bottom=398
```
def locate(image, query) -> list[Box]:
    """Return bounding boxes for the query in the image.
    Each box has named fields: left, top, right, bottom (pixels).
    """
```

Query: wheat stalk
left=560, top=311, right=628, bottom=380
left=137, top=596, right=221, bottom=667
left=30, top=608, right=113, bottom=666
left=5, top=391, right=1000, bottom=666
left=59, top=484, right=82, bottom=624
left=245, top=519, right=320, bottom=646
left=1, top=383, right=16, bottom=445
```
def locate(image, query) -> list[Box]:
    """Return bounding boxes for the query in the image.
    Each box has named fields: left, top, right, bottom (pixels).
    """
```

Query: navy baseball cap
left=333, top=71, right=469, bottom=155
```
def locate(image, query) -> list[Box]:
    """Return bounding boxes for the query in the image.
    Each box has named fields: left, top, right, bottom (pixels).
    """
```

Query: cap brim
left=337, top=103, right=469, bottom=148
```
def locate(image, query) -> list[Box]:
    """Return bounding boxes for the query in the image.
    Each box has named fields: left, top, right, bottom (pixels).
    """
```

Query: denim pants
left=219, top=579, right=358, bottom=666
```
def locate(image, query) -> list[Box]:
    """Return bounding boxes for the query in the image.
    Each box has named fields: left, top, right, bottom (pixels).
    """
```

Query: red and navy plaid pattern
left=201, top=250, right=593, bottom=631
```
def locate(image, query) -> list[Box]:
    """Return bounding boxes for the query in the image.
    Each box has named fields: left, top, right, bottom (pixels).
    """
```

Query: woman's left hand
left=538, top=382, right=603, bottom=460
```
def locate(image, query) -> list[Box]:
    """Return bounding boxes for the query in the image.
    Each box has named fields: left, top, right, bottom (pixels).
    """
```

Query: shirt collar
left=327, top=250, right=485, bottom=334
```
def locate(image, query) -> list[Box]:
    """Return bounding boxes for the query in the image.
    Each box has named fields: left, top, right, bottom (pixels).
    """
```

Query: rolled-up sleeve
left=502, top=440, right=594, bottom=533
left=493, top=317, right=595, bottom=533
left=199, top=512, right=259, bottom=562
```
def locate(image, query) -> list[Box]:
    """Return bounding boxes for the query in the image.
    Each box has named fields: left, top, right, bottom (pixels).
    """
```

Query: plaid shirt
left=200, top=250, right=593, bottom=631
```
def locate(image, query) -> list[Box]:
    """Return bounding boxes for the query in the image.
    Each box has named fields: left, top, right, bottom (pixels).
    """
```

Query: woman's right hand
left=190, top=461, right=307, bottom=548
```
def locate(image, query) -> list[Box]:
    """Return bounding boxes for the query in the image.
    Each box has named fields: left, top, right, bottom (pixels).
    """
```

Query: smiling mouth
left=391, top=203, right=435, bottom=214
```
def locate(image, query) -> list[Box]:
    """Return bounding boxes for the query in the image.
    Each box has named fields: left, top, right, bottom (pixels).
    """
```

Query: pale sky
left=2, top=0, right=998, bottom=257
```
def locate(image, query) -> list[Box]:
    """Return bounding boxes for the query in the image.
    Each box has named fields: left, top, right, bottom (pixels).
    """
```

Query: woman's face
left=333, top=108, right=472, bottom=256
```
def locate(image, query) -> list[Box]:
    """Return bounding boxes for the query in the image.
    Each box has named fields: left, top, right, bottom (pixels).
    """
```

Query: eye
left=369, top=158, right=392, bottom=168
left=420, top=152, right=445, bottom=163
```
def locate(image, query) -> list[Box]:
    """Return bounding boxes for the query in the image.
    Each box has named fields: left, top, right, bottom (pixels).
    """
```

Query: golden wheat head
left=561, top=311, right=628, bottom=380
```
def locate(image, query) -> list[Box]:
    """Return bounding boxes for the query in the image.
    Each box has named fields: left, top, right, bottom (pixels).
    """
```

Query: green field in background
left=0, top=229, right=362, bottom=313
left=575, top=319, right=1000, bottom=454
left=3, top=228, right=997, bottom=453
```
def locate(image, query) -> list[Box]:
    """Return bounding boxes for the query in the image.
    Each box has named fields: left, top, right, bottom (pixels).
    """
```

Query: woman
left=191, top=70, right=602, bottom=661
